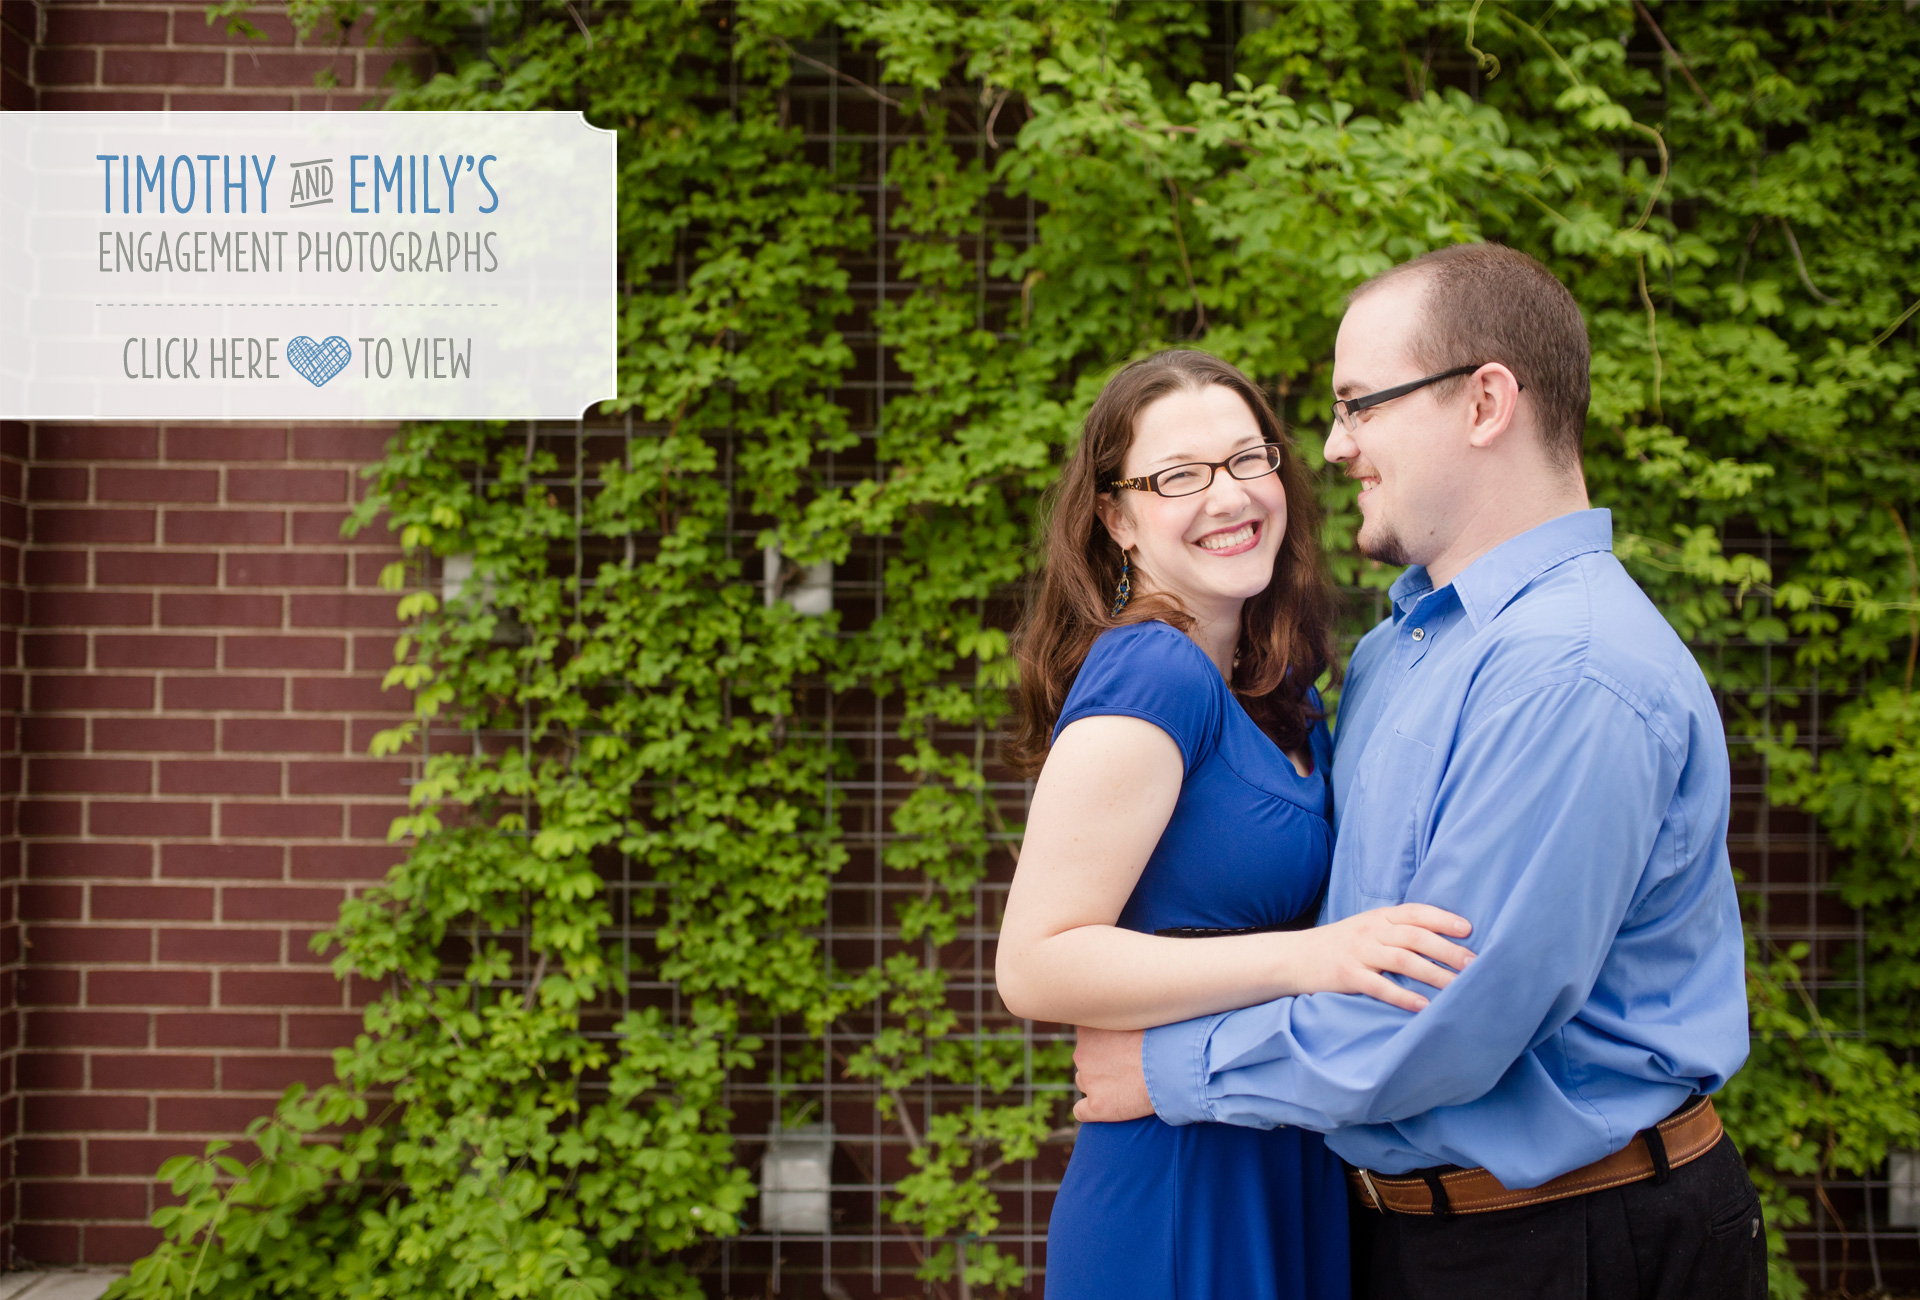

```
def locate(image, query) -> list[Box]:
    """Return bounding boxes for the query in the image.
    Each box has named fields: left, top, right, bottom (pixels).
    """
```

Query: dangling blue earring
left=1110, top=552, right=1132, bottom=616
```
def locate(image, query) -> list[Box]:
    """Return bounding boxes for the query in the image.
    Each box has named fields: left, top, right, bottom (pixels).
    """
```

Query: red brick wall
left=1, top=2, right=34, bottom=111
left=1, top=425, right=28, bottom=1268
left=16, top=423, right=409, bottom=1265
left=4, top=1, right=426, bottom=1267
left=28, top=0, right=418, bottom=112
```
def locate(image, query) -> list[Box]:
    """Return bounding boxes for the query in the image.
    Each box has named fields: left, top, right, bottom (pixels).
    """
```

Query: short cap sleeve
left=1051, top=622, right=1225, bottom=773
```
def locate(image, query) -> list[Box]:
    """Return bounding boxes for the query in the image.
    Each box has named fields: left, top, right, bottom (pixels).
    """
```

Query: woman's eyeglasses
left=1330, top=363, right=1520, bottom=433
left=1105, top=444, right=1283, bottom=499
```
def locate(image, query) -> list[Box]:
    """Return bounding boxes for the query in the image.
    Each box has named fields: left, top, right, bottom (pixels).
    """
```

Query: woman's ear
left=1095, top=493, right=1136, bottom=553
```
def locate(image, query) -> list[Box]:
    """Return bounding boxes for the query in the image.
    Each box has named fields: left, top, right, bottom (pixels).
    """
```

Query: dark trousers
left=1350, top=1136, right=1768, bottom=1300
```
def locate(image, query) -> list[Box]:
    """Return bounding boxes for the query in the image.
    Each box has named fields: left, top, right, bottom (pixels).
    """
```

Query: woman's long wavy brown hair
left=1005, top=350, right=1338, bottom=776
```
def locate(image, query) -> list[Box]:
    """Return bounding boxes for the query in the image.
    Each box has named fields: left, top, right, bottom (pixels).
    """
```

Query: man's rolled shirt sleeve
left=1142, top=1009, right=1225, bottom=1126
left=1144, top=678, right=1687, bottom=1148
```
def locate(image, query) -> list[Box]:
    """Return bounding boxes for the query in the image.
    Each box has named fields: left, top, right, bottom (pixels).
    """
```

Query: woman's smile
left=1195, top=520, right=1262, bottom=555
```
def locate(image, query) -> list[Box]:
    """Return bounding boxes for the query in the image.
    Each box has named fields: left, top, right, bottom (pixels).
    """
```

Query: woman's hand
left=1286, top=904, right=1475, bottom=1012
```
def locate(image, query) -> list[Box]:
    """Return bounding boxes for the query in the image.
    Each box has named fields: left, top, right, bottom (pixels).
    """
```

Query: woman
left=997, top=350, right=1474, bottom=1299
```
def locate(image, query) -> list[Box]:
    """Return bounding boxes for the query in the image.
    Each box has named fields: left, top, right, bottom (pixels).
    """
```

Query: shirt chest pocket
left=1348, top=731, right=1436, bottom=901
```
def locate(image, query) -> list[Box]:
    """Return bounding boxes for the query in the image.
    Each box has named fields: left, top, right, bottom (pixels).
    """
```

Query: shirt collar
left=1387, top=509, right=1614, bottom=631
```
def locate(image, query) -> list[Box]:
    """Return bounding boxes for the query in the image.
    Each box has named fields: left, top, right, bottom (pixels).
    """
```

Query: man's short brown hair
left=1352, top=243, right=1591, bottom=470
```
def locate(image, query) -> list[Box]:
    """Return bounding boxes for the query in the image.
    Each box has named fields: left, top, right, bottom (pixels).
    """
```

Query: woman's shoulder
left=1076, top=620, right=1227, bottom=699
left=1086, top=618, right=1216, bottom=667
left=1054, top=621, right=1226, bottom=770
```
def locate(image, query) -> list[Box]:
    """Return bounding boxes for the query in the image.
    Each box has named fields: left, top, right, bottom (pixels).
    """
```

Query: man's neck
left=1422, top=477, right=1591, bottom=591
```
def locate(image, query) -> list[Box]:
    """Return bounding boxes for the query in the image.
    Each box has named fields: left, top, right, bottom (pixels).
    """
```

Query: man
left=1070, top=243, right=1766, bottom=1298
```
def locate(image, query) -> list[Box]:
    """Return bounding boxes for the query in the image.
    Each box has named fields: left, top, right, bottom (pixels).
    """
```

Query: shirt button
left=1411, top=628, right=1425, bottom=641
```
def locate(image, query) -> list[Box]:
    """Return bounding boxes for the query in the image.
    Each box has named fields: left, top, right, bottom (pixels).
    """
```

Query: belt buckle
left=1357, top=1167, right=1387, bottom=1213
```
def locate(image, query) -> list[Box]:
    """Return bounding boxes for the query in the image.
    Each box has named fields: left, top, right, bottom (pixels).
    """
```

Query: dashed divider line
left=96, top=303, right=503, bottom=308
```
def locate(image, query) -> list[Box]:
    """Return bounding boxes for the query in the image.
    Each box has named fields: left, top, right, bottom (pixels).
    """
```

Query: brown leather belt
left=1347, top=1096, right=1723, bottom=1216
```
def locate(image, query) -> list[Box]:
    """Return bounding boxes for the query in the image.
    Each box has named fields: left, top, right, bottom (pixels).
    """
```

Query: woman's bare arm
left=996, top=716, right=1474, bottom=1031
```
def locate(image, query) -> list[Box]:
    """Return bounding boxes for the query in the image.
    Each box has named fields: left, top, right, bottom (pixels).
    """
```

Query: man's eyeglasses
left=1330, top=363, right=1520, bottom=433
left=1105, top=444, right=1283, bottom=499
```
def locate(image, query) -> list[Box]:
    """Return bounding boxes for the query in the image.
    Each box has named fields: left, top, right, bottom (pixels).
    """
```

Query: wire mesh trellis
left=1721, top=533, right=1920, bottom=1296
left=423, top=27, right=1917, bottom=1300
left=727, top=38, right=1062, bottom=1296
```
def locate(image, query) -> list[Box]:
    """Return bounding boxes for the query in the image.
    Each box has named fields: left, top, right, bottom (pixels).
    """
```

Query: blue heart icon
left=288, top=335, right=352, bottom=387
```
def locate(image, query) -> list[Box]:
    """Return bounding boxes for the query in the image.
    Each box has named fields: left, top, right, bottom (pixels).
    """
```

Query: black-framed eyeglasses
left=1330, top=363, right=1521, bottom=432
left=1105, top=443, right=1283, bottom=498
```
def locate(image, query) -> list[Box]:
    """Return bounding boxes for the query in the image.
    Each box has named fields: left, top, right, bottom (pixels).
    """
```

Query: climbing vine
left=112, top=4, right=1920, bottom=1299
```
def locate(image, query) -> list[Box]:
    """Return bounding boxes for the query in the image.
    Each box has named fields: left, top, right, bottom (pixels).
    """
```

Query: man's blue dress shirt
left=1141, top=509, right=1750, bottom=1189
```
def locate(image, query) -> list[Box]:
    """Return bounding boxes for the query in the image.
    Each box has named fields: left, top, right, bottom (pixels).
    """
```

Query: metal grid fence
left=435, top=30, right=1916, bottom=1299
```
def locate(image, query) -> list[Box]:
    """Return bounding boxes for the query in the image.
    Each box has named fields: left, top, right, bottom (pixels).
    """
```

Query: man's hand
left=1072, top=1026, right=1154, bottom=1122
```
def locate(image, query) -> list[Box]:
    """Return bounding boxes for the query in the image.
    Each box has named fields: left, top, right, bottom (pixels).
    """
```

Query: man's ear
left=1095, top=493, right=1136, bottom=553
left=1464, top=363, right=1524, bottom=451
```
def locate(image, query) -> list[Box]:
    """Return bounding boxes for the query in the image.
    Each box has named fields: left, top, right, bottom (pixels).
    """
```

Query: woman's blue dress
left=1042, top=621, right=1348, bottom=1300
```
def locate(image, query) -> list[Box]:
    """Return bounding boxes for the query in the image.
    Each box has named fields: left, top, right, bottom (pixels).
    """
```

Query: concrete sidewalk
left=0, top=1272, right=123, bottom=1300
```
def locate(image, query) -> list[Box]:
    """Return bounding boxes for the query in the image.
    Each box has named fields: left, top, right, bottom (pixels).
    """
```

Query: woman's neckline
left=1142, top=620, right=1319, bottom=780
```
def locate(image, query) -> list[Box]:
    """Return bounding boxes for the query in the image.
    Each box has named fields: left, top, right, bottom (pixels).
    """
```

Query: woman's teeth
left=1198, top=523, right=1257, bottom=551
